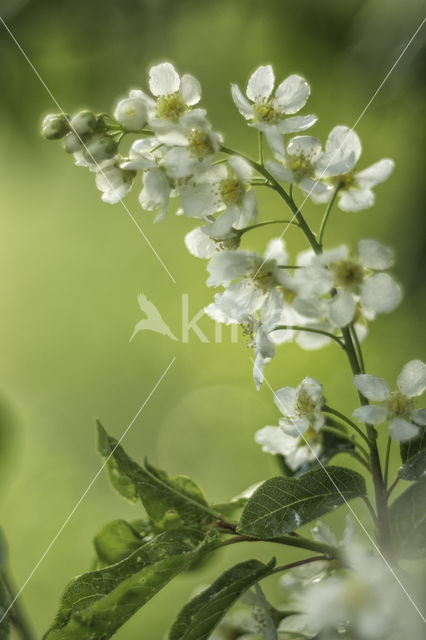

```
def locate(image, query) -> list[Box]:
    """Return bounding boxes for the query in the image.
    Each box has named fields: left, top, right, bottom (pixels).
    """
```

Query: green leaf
left=93, top=520, right=144, bottom=568
left=169, top=558, right=275, bottom=640
left=44, top=528, right=216, bottom=640
left=211, top=497, right=248, bottom=517
left=97, top=422, right=219, bottom=528
left=399, top=431, right=426, bottom=481
left=237, top=466, right=366, bottom=538
left=0, top=576, right=10, bottom=640
left=389, top=478, right=426, bottom=558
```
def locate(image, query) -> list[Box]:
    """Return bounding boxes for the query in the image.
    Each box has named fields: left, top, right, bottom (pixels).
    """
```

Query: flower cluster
left=40, top=60, right=426, bottom=640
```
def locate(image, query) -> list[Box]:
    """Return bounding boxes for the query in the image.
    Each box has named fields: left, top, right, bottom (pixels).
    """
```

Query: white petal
left=278, top=114, right=317, bottom=133
left=206, top=250, right=257, bottom=286
left=114, top=95, right=148, bottom=132
left=264, top=128, right=285, bottom=156
left=265, top=161, right=294, bottom=183
left=329, top=290, right=356, bottom=327
left=293, top=296, right=328, bottom=319
left=311, top=521, right=337, bottom=546
left=203, top=209, right=236, bottom=239
left=287, top=135, right=322, bottom=161
left=397, top=360, right=426, bottom=398
left=162, top=147, right=194, bottom=179
left=412, top=409, right=426, bottom=426
left=389, top=418, right=419, bottom=441
left=296, top=324, right=331, bottom=350
left=149, top=62, right=180, bottom=96
left=357, top=238, right=394, bottom=270
left=184, top=227, right=217, bottom=259
left=255, top=425, right=296, bottom=456
left=253, top=351, right=271, bottom=390
left=356, top=158, right=394, bottom=188
left=353, top=405, right=387, bottom=424
left=317, top=245, right=349, bottom=266
left=230, top=84, right=254, bottom=119
left=338, top=188, right=375, bottom=211
left=181, top=182, right=218, bottom=218
left=353, top=374, right=390, bottom=401
left=274, top=74, right=310, bottom=114
left=264, top=238, right=288, bottom=265
left=139, top=168, right=170, bottom=212
left=274, top=387, right=297, bottom=414
left=228, top=155, right=252, bottom=182
left=246, top=65, right=275, bottom=101
left=325, top=126, right=362, bottom=165
left=179, top=73, right=201, bottom=105
left=361, top=273, right=402, bottom=314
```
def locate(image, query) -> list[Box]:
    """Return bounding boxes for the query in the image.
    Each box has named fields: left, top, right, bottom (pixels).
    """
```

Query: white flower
left=281, top=544, right=423, bottom=639
left=147, top=62, right=202, bottom=128
left=181, top=156, right=257, bottom=231
left=120, top=138, right=177, bottom=221
left=317, top=126, right=394, bottom=211
left=255, top=423, right=322, bottom=471
left=231, top=65, right=317, bottom=150
left=273, top=376, right=325, bottom=436
left=95, top=163, right=135, bottom=204
left=294, top=239, right=402, bottom=328
left=113, top=90, right=148, bottom=132
left=266, top=135, right=332, bottom=202
left=353, top=360, right=426, bottom=441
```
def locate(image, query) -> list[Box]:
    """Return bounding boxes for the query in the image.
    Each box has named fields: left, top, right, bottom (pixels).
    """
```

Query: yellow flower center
left=296, top=388, right=318, bottom=415
left=188, top=129, right=214, bottom=160
left=220, top=178, right=245, bottom=207
left=156, top=92, right=186, bottom=120
left=386, top=392, right=414, bottom=418
left=334, top=260, right=364, bottom=290
left=332, top=172, right=357, bottom=190
left=288, top=153, right=315, bottom=182
left=253, top=101, right=279, bottom=123
left=297, top=424, right=322, bottom=448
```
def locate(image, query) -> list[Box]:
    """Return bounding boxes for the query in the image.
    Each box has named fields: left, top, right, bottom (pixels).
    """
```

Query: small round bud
left=114, top=96, right=148, bottom=132
left=70, top=110, right=97, bottom=136
left=41, top=113, right=69, bottom=140
left=63, top=132, right=83, bottom=154
left=82, top=135, right=118, bottom=163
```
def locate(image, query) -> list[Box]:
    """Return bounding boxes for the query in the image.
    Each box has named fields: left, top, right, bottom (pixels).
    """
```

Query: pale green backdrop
left=0, top=0, right=425, bottom=637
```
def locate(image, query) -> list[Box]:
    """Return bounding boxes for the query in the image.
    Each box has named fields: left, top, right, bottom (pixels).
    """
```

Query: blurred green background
left=0, top=0, right=425, bottom=636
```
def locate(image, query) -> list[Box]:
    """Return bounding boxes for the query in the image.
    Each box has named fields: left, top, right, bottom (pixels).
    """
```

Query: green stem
left=258, top=131, right=264, bottom=165
left=350, top=323, right=366, bottom=373
left=340, top=327, right=392, bottom=557
left=241, top=219, right=300, bottom=236
left=220, top=533, right=338, bottom=558
left=323, top=406, right=370, bottom=445
left=384, top=436, right=392, bottom=489
left=270, top=555, right=330, bottom=576
left=321, top=426, right=370, bottom=462
left=221, top=145, right=321, bottom=253
left=318, top=184, right=341, bottom=248
left=274, top=325, right=345, bottom=349
left=1, top=568, right=35, bottom=640
left=361, top=496, right=378, bottom=527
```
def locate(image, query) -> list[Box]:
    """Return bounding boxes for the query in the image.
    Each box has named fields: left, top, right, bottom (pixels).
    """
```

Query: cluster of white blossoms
left=41, top=62, right=400, bottom=390
left=42, top=61, right=425, bottom=640
left=279, top=524, right=423, bottom=640
left=255, top=377, right=325, bottom=471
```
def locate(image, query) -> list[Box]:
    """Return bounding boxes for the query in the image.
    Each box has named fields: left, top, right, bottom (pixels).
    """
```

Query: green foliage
left=169, top=558, right=275, bottom=640
left=389, top=478, right=426, bottom=558
left=398, top=431, right=426, bottom=481
left=97, top=422, right=221, bottom=529
left=93, top=520, right=146, bottom=568
left=237, top=467, right=366, bottom=538
left=0, top=577, right=10, bottom=640
left=43, top=528, right=217, bottom=640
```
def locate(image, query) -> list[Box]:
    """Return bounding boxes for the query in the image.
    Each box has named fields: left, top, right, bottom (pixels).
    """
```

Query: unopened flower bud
left=63, top=132, right=82, bottom=154
left=70, top=110, right=97, bottom=136
left=83, top=135, right=118, bottom=163
left=114, top=96, right=148, bottom=132
left=41, top=113, right=69, bottom=140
